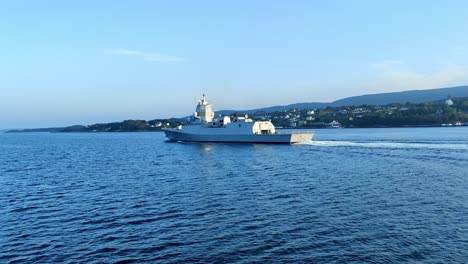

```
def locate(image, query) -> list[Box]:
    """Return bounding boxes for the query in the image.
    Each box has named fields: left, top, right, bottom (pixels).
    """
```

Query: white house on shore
left=446, top=96, right=454, bottom=106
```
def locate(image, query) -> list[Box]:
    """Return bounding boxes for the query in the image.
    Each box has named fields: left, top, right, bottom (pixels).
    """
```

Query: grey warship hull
left=163, top=129, right=313, bottom=144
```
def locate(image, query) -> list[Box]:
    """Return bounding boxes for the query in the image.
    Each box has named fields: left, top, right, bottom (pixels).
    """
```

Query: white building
left=446, top=98, right=454, bottom=106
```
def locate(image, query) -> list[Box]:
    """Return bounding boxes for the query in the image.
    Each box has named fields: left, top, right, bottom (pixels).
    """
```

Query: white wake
left=298, top=140, right=468, bottom=150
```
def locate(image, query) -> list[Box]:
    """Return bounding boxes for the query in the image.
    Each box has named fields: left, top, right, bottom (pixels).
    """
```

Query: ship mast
left=195, top=94, right=214, bottom=123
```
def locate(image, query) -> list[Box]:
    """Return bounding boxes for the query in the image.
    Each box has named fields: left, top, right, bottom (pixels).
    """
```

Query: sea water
left=1, top=127, right=467, bottom=263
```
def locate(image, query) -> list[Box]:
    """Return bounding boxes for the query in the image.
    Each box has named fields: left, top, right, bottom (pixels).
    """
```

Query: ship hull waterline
left=163, top=129, right=314, bottom=144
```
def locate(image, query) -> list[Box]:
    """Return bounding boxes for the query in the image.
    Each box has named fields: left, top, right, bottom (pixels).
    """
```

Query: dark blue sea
left=1, top=127, right=467, bottom=263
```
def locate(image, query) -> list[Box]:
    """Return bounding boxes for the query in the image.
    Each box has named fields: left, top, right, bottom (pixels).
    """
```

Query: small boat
left=163, top=95, right=313, bottom=144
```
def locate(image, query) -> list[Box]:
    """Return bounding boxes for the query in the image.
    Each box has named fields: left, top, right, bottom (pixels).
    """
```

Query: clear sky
left=1, top=0, right=468, bottom=128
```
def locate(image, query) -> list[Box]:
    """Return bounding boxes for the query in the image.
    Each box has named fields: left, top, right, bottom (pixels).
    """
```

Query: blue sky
left=1, top=0, right=468, bottom=128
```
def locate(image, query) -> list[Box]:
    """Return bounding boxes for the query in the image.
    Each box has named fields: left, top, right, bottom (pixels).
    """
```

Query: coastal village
left=76, top=96, right=468, bottom=132
left=245, top=96, right=468, bottom=129
left=7, top=96, right=468, bottom=133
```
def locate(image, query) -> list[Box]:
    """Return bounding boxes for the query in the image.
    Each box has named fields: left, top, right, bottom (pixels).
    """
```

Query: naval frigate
left=163, top=95, right=314, bottom=144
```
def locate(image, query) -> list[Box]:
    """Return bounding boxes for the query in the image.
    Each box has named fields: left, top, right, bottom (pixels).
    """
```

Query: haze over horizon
left=2, top=1, right=468, bottom=129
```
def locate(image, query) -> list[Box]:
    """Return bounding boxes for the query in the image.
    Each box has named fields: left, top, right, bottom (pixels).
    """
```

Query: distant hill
left=5, top=127, right=65, bottom=133
left=216, top=102, right=327, bottom=116
left=329, top=85, right=468, bottom=107
left=217, top=85, right=468, bottom=114
left=4, top=85, right=468, bottom=132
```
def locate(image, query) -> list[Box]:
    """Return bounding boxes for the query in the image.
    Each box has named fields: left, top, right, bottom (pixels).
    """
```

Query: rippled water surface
left=1, top=128, right=467, bottom=263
